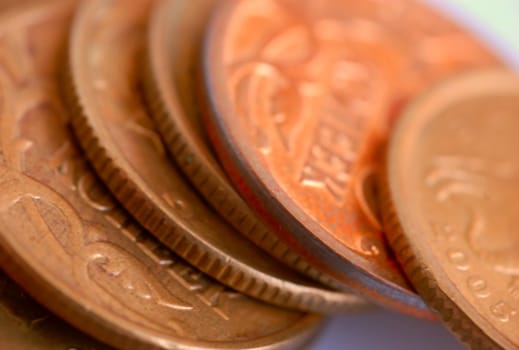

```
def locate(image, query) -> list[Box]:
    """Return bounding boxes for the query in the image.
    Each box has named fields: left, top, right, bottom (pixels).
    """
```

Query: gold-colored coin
left=382, top=70, right=519, bottom=349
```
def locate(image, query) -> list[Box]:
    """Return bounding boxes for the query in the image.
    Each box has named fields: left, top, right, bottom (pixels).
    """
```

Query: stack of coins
left=0, top=0, right=515, bottom=349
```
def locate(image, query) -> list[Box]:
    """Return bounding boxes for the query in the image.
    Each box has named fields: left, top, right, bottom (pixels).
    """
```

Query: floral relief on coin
left=418, top=96, right=519, bottom=343
left=0, top=4, right=307, bottom=346
left=0, top=12, right=195, bottom=337
left=427, top=155, right=519, bottom=275
left=221, top=0, right=499, bottom=268
left=68, top=0, right=358, bottom=315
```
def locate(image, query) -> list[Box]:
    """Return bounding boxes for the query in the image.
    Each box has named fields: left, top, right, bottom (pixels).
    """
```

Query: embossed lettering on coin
left=0, top=2, right=320, bottom=349
left=67, top=0, right=361, bottom=313
left=202, top=0, right=500, bottom=315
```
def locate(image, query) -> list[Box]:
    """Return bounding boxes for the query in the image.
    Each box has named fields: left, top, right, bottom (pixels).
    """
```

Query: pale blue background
left=311, top=1, right=518, bottom=349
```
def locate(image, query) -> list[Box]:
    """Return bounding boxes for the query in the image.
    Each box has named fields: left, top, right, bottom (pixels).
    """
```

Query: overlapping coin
left=142, top=0, right=337, bottom=289
left=0, top=0, right=515, bottom=349
left=65, top=0, right=364, bottom=313
left=200, top=0, right=502, bottom=317
left=381, top=70, right=519, bottom=350
left=0, top=1, right=321, bottom=349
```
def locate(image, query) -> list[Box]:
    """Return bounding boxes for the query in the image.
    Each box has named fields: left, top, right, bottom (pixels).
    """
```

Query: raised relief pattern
left=227, top=3, right=378, bottom=204
left=0, top=14, right=226, bottom=337
left=226, top=0, right=493, bottom=210
left=427, top=155, right=519, bottom=322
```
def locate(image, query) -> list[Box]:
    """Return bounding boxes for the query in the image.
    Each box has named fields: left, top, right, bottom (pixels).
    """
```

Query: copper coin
left=381, top=70, right=519, bottom=350
left=201, top=0, right=501, bottom=316
left=0, top=1, right=322, bottom=349
left=142, top=0, right=337, bottom=289
left=0, top=269, right=110, bottom=349
left=66, top=0, right=367, bottom=313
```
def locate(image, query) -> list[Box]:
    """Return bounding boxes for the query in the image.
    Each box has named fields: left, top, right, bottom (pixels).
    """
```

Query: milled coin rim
left=0, top=3, right=323, bottom=349
left=384, top=69, right=519, bottom=350
left=201, top=0, right=434, bottom=317
left=141, top=0, right=342, bottom=291
left=65, top=0, right=362, bottom=314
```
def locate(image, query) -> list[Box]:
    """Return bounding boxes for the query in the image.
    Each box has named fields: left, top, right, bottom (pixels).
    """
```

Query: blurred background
left=311, top=1, right=519, bottom=349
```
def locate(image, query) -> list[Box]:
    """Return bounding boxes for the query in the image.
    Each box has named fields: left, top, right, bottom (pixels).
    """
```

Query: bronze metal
left=0, top=269, right=110, bottom=349
left=382, top=70, right=519, bottom=350
left=66, top=0, right=367, bottom=313
left=201, top=0, right=501, bottom=317
left=142, top=0, right=338, bottom=289
left=0, top=1, right=322, bottom=349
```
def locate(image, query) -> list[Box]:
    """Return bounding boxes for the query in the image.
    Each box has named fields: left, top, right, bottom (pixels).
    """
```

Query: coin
left=0, top=269, right=110, bottom=349
left=381, top=70, right=519, bottom=350
left=66, top=0, right=367, bottom=313
left=201, top=0, right=501, bottom=316
left=0, top=1, right=322, bottom=349
left=142, top=0, right=337, bottom=289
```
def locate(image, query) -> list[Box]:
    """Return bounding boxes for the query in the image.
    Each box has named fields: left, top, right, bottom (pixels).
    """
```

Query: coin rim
left=65, top=0, right=362, bottom=313
left=383, top=69, right=519, bottom=350
left=0, top=2, right=323, bottom=349
left=141, top=0, right=341, bottom=290
left=201, top=0, right=430, bottom=317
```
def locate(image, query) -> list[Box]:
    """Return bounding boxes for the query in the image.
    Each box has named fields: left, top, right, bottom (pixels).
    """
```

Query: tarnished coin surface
left=0, top=1, right=322, bottom=349
left=0, top=269, right=110, bottom=349
left=142, top=0, right=336, bottom=288
left=201, top=0, right=501, bottom=316
left=67, top=0, right=366, bottom=313
left=382, top=70, right=519, bottom=350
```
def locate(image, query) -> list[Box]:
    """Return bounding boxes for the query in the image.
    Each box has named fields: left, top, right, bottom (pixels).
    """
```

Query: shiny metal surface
left=66, top=0, right=365, bottom=313
left=142, top=0, right=339, bottom=289
left=0, top=1, right=322, bottom=349
left=202, top=0, right=501, bottom=316
left=383, top=70, right=519, bottom=350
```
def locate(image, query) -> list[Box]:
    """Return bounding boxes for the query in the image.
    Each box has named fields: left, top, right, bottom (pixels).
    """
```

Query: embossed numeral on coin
left=490, top=300, right=517, bottom=323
